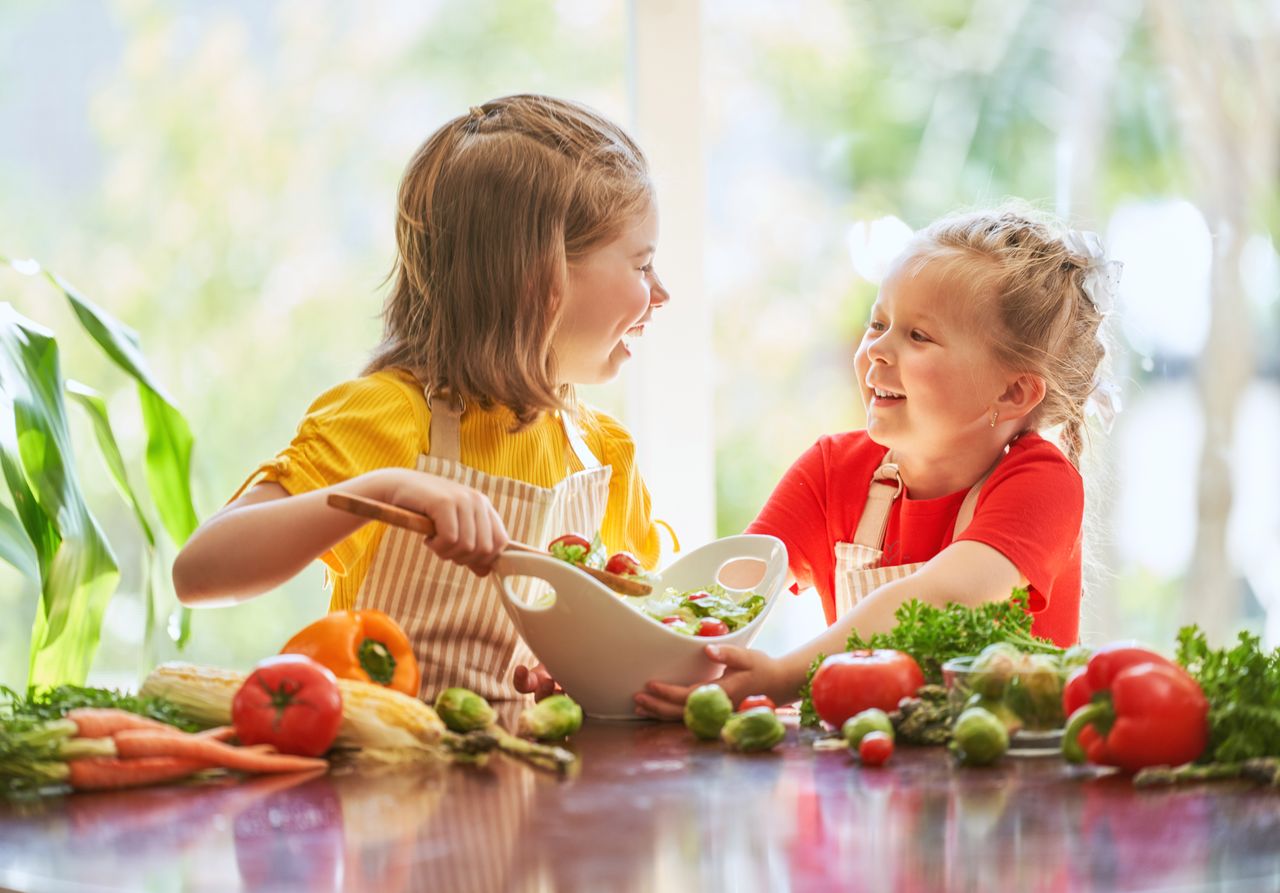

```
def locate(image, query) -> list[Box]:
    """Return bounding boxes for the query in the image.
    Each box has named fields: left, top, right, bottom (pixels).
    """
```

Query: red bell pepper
left=1061, top=643, right=1209, bottom=773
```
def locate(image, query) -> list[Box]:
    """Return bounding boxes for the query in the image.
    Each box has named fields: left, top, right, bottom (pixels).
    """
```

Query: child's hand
left=368, top=468, right=510, bottom=576
left=633, top=644, right=793, bottom=721
left=512, top=663, right=563, bottom=701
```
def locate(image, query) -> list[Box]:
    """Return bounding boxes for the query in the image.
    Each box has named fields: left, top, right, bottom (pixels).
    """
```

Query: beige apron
left=355, top=393, right=611, bottom=701
left=833, top=457, right=994, bottom=618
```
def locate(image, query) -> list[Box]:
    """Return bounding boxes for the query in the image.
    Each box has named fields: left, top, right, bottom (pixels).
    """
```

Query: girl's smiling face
left=854, top=251, right=1013, bottom=459
left=553, top=203, right=669, bottom=385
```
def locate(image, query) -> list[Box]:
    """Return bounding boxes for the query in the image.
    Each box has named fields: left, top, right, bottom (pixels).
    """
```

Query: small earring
left=989, top=410, right=999, bottom=428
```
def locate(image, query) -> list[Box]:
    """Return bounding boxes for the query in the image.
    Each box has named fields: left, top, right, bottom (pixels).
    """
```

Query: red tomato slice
left=661, top=616, right=682, bottom=625
left=858, top=730, right=894, bottom=767
left=738, top=694, right=777, bottom=712
left=548, top=533, right=592, bottom=565
left=604, top=551, right=643, bottom=576
left=549, top=533, right=591, bottom=551
left=232, top=654, right=343, bottom=757
left=695, top=618, right=730, bottom=637
left=686, top=591, right=710, bottom=602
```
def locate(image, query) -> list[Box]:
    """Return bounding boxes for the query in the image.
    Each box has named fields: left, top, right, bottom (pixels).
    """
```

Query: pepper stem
left=358, top=638, right=397, bottom=686
left=1061, top=701, right=1113, bottom=764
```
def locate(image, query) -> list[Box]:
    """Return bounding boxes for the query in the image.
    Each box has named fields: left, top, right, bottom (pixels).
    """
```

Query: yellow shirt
left=234, top=368, right=662, bottom=611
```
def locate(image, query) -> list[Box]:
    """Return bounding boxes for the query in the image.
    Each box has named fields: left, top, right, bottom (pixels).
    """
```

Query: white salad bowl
left=490, top=534, right=789, bottom=719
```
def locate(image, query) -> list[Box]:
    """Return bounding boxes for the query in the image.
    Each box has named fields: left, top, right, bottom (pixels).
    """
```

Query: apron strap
left=851, top=462, right=904, bottom=551
left=426, top=389, right=602, bottom=472
left=950, top=465, right=997, bottom=542
left=852, top=450, right=1006, bottom=552
left=560, top=407, right=602, bottom=471
left=425, top=391, right=463, bottom=462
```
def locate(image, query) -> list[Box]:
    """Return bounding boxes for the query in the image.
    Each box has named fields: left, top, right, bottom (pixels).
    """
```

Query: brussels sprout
left=434, top=687, right=496, bottom=732
left=968, top=643, right=1023, bottom=699
left=721, top=706, right=787, bottom=752
left=950, top=706, right=1009, bottom=767
left=842, top=708, right=894, bottom=750
left=517, top=694, right=584, bottom=741
left=963, top=693, right=1024, bottom=736
left=684, top=684, right=733, bottom=740
left=1004, top=654, right=1065, bottom=731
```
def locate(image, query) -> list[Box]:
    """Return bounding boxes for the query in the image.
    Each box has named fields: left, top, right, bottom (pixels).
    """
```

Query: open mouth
left=870, top=386, right=905, bottom=404
left=621, top=325, right=645, bottom=353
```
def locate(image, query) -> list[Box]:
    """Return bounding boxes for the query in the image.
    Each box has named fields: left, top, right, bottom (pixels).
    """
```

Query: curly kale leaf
left=1176, top=626, right=1280, bottom=762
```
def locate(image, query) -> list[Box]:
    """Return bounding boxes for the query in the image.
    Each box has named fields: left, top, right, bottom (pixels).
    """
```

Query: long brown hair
left=365, top=94, right=652, bottom=426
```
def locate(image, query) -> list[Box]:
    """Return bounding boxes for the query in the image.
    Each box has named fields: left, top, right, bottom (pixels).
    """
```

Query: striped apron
left=354, top=393, right=611, bottom=702
left=832, top=456, right=994, bottom=618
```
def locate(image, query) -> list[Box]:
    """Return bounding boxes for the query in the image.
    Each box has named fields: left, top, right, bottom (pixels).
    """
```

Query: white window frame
left=625, top=0, right=716, bottom=548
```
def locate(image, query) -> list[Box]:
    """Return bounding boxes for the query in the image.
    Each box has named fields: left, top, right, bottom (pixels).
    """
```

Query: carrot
left=66, top=756, right=216, bottom=791
left=195, top=726, right=237, bottom=742
left=67, top=708, right=185, bottom=739
left=111, top=729, right=328, bottom=774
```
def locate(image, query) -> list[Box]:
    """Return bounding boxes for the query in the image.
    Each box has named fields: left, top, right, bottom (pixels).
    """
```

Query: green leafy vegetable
left=1, top=684, right=199, bottom=731
left=633, top=585, right=765, bottom=635
left=798, top=590, right=1061, bottom=728
left=1175, top=625, right=1280, bottom=762
left=847, top=589, right=1060, bottom=682
left=797, top=652, right=825, bottom=728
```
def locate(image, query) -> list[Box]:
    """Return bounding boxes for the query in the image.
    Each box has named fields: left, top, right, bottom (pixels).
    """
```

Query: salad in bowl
left=491, top=533, right=788, bottom=718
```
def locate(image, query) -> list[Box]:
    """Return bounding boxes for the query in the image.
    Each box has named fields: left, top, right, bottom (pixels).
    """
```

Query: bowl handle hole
left=717, top=557, right=766, bottom=591
left=503, top=574, right=557, bottom=610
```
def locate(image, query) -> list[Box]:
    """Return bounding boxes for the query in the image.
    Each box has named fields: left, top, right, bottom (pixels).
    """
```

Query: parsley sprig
left=1175, top=626, right=1280, bottom=762
left=2, top=685, right=198, bottom=731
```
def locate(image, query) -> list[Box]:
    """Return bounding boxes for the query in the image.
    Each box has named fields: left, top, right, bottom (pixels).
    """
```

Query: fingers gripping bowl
left=491, top=535, right=789, bottom=719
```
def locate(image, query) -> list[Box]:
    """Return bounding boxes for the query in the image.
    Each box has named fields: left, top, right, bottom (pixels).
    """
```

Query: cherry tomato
left=739, top=694, right=777, bottom=712
left=809, top=650, right=925, bottom=728
left=548, top=533, right=592, bottom=565
left=232, top=654, right=343, bottom=757
left=604, top=551, right=643, bottom=576
left=686, top=591, right=710, bottom=602
left=695, top=618, right=730, bottom=637
left=858, top=730, right=894, bottom=767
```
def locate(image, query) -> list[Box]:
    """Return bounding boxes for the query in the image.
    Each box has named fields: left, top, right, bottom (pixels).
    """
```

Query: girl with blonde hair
left=638, top=205, right=1119, bottom=717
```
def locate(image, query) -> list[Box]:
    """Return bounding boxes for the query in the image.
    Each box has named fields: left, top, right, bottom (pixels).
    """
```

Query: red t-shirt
left=745, top=430, right=1083, bottom=646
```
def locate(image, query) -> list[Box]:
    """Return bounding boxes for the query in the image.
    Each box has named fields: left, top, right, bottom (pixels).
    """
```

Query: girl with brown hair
left=174, top=95, right=670, bottom=702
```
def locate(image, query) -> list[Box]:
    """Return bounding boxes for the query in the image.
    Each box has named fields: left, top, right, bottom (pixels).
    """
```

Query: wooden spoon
left=325, top=492, right=652, bottom=596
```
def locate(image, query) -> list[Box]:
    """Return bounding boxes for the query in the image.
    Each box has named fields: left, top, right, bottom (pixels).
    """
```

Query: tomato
left=686, top=591, right=710, bottom=602
left=738, top=694, right=776, bottom=712
left=604, top=551, right=643, bottom=576
left=858, top=730, right=894, bottom=767
left=695, top=618, right=730, bottom=637
left=809, top=650, right=925, bottom=728
left=232, top=654, right=343, bottom=757
left=661, top=616, right=682, bottom=625
left=548, top=533, right=592, bottom=565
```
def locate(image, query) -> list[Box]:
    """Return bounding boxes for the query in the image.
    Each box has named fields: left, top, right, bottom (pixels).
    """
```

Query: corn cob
left=140, top=662, right=445, bottom=751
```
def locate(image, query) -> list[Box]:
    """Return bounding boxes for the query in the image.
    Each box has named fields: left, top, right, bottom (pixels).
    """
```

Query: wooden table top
left=3, top=716, right=1279, bottom=893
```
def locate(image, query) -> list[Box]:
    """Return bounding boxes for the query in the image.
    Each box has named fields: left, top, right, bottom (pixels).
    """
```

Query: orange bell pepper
left=281, top=609, right=420, bottom=697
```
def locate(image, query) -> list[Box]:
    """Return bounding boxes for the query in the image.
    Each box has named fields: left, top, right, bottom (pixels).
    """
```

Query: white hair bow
left=1062, top=229, right=1124, bottom=433
left=1085, top=379, right=1123, bottom=434
left=1062, top=229, right=1123, bottom=314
